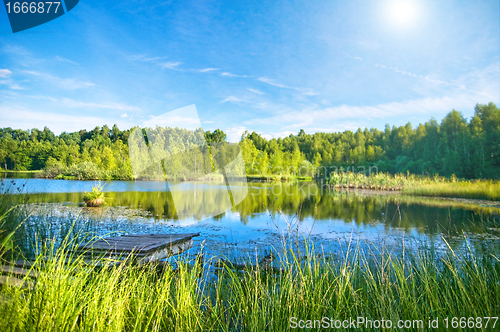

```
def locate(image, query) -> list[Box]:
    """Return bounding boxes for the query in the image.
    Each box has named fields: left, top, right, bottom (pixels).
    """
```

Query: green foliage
left=204, top=128, right=227, bottom=143
left=0, top=209, right=16, bottom=258
left=68, top=162, right=105, bottom=180
left=1, top=102, right=499, bottom=180
left=0, top=239, right=498, bottom=331
left=325, top=171, right=500, bottom=200
left=327, top=172, right=446, bottom=189
left=0, top=180, right=28, bottom=261
left=404, top=180, right=500, bottom=201
left=83, top=183, right=105, bottom=204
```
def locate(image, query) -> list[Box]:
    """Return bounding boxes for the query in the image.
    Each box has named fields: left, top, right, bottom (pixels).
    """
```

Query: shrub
left=67, top=162, right=103, bottom=180
left=37, top=163, right=67, bottom=179
left=83, top=183, right=105, bottom=207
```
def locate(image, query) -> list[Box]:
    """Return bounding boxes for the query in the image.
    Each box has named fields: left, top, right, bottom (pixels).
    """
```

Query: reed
left=0, top=235, right=499, bottom=331
left=327, top=172, right=500, bottom=201
left=327, top=172, right=444, bottom=190
left=403, top=180, right=500, bottom=201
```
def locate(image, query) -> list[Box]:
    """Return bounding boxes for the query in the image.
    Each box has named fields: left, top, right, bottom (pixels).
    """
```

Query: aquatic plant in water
left=83, top=182, right=105, bottom=207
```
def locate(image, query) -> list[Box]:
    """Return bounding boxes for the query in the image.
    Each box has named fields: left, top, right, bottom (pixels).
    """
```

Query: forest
left=0, top=102, right=498, bottom=180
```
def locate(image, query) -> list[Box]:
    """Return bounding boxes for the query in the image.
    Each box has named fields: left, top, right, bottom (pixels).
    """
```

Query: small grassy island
left=83, top=183, right=105, bottom=207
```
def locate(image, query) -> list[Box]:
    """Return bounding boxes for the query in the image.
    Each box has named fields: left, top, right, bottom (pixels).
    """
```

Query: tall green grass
left=0, top=180, right=29, bottom=262
left=0, top=237, right=499, bottom=331
left=327, top=172, right=447, bottom=190
left=404, top=180, right=500, bottom=201
left=327, top=172, right=500, bottom=201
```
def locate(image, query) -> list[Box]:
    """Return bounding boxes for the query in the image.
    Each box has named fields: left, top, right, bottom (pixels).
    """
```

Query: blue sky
left=0, top=0, right=499, bottom=142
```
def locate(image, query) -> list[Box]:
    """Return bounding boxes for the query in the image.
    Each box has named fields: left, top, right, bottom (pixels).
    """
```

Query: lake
left=3, top=177, right=500, bottom=260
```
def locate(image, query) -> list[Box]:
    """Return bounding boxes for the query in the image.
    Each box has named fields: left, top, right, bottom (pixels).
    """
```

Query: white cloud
left=7, top=95, right=143, bottom=112
left=228, top=127, right=294, bottom=141
left=120, top=113, right=129, bottom=118
left=0, top=69, right=23, bottom=89
left=203, top=120, right=214, bottom=123
left=56, top=98, right=142, bottom=112
left=22, top=70, right=95, bottom=90
left=0, top=69, right=12, bottom=78
left=270, top=131, right=295, bottom=138
left=9, top=83, right=22, bottom=90
left=373, top=63, right=496, bottom=98
left=248, top=88, right=264, bottom=95
left=0, top=106, right=134, bottom=134
left=129, top=54, right=168, bottom=62
left=129, top=54, right=182, bottom=70
left=221, top=72, right=248, bottom=77
left=342, top=52, right=363, bottom=61
left=198, top=68, right=219, bottom=73
left=302, top=89, right=319, bottom=96
left=245, top=93, right=489, bottom=131
left=225, top=126, right=248, bottom=142
left=0, top=79, right=23, bottom=90
left=257, top=77, right=318, bottom=96
left=257, top=77, right=289, bottom=89
left=55, top=56, right=79, bottom=65
left=160, top=62, right=182, bottom=70
left=222, top=96, right=244, bottom=103
left=281, top=121, right=314, bottom=130
left=143, top=105, right=202, bottom=130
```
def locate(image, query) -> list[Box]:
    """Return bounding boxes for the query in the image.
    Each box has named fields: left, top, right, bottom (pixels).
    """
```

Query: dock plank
left=75, top=233, right=199, bottom=264
left=0, top=275, right=34, bottom=289
left=0, top=234, right=199, bottom=289
left=0, top=265, right=37, bottom=278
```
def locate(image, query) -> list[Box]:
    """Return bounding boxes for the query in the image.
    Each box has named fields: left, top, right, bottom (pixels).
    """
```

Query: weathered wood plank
left=77, top=233, right=199, bottom=254
left=84, top=242, right=160, bottom=252
left=0, top=275, right=34, bottom=289
left=137, top=239, right=194, bottom=264
left=5, top=234, right=200, bottom=274
left=13, top=257, right=122, bottom=268
left=13, top=260, right=37, bottom=268
left=0, top=265, right=37, bottom=278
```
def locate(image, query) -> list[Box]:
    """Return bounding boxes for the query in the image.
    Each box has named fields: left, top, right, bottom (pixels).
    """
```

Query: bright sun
left=386, top=0, right=420, bottom=29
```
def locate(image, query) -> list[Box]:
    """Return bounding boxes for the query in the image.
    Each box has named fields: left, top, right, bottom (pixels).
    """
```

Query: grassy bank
left=36, top=163, right=314, bottom=182
left=403, top=180, right=500, bottom=201
left=247, top=174, right=313, bottom=181
left=0, top=240, right=499, bottom=331
left=0, top=170, right=41, bottom=173
left=327, top=172, right=442, bottom=190
left=327, top=172, right=500, bottom=201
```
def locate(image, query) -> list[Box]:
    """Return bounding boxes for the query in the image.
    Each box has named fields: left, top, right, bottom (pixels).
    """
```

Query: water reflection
left=19, top=181, right=500, bottom=236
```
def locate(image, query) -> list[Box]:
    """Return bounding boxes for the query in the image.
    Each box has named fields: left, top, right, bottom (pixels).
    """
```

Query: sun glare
left=386, top=0, right=420, bottom=29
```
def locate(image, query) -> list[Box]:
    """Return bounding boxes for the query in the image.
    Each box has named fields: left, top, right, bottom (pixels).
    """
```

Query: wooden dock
left=76, top=233, right=200, bottom=264
left=0, top=233, right=199, bottom=289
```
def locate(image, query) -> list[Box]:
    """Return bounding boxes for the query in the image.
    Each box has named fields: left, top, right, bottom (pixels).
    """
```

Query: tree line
left=0, top=102, right=498, bottom=180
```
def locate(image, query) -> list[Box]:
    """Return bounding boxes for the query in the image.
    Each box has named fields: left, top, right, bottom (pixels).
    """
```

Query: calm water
left=3, top=177, right=500, bottom=259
